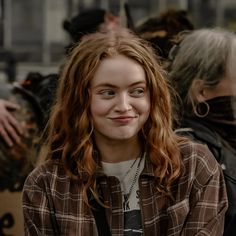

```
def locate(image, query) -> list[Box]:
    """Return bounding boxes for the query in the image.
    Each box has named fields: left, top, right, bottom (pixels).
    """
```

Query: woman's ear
left=189, top=79, right=206, bottom=102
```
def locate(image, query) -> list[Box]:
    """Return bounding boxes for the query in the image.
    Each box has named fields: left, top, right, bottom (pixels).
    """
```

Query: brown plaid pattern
left=22, top=141, right=228, bottom=235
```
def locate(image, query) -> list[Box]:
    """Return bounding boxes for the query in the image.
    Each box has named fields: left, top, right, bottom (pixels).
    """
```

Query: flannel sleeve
left=22, top=167, right=58, bottom=236
left=182, top=145, right=228, bottom=236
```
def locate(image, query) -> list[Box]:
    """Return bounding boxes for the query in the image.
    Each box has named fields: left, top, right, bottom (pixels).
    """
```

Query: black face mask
left=204, top=96, right=236, bottom=122
left=198, top=96, right=236, bottom=149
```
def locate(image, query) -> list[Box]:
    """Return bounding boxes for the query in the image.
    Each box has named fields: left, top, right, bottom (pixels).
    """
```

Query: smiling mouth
left=110, top=116, right=136, bottom=124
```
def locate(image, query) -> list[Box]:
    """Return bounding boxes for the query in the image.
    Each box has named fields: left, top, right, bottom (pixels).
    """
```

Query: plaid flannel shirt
left=22, top=141, right=228, bottom=236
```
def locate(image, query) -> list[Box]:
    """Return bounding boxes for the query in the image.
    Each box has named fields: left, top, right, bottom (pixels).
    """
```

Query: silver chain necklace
left=120, top=157, right=139, bottom=182
left=123, top=156, right=142, bottom=207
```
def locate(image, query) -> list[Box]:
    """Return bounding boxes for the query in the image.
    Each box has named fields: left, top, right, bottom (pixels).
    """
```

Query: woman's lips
left=110, top=116, right=135, bottom=124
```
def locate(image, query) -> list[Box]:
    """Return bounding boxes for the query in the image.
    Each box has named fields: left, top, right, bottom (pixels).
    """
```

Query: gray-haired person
left=168, top=28, right=236, bottom=236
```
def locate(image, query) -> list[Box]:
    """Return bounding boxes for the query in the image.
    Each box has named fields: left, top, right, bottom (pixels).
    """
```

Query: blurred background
left=0, top=0, right=236, bottom=81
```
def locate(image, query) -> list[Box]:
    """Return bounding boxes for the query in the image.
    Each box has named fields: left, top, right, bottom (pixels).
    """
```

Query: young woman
left=22, top=28, right=228, bottom=236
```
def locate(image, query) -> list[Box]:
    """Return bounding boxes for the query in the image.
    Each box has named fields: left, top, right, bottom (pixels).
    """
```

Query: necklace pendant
left=124, top=193, right=129, bottom=202
left=123, top=193, right=130, bottom=210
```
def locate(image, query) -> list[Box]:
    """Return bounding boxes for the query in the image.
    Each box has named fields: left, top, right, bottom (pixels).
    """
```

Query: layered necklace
left=119, top=157, right=139, bottom=182
left=100, top=152, right=144, bottom=209
left=121, top=154, right=143, bottom=208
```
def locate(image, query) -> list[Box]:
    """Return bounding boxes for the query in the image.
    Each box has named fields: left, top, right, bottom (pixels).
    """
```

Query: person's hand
left=0, top=99, right=23, bottom=146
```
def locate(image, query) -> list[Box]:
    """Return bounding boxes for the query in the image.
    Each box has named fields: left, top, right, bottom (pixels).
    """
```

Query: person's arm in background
left=0, top=99, right=23, bottom=146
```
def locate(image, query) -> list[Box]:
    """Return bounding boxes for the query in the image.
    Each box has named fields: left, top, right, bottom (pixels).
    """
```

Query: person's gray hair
left=168, top=27, right=236, bottom=106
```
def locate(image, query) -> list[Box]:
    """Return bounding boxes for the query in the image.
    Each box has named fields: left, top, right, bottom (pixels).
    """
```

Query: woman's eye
left=131, top=88, right=145, bottom=96
left=99, top=90, right=115, bottom=97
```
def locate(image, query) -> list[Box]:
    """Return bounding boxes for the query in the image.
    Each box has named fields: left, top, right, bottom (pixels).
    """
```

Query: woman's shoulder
left=24, top=158, right=68, bottom=187
left=179, top=140, right=221, bottom=181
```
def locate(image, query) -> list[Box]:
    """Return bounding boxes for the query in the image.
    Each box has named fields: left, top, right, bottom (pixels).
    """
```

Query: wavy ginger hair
left=45, top=28, right=185, bottom=203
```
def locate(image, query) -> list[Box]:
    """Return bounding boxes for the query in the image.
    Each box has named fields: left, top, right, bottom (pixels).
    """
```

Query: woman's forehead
left=90, top=55, right=146, bottom=85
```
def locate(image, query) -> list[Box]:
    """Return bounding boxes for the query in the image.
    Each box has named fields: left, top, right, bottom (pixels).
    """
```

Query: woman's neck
left=95, top=137, right=142, bottom=163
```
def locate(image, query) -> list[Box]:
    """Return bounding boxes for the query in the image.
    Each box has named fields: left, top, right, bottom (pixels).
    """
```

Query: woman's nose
left=115, top=94, right=132, bottom=112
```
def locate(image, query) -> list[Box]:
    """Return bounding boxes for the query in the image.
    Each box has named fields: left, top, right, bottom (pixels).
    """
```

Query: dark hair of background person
left=63, top=8, right=106, bottom=43
left=62, top=7, right=122, bottom=55
left=136, top=9, right=194, bottom=61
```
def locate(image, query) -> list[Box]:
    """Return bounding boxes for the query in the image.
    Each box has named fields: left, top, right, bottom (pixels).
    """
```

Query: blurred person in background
left=168, top=28, right=236, bottom=236
left=136, top=9, right=194, bottom=64
left=0, top=79, right=46, bottom=235
left=0, top=72, right=58, bottom=235
left=63, top=7, right=120, bottom=54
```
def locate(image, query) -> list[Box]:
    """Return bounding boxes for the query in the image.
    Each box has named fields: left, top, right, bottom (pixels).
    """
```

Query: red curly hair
left=44, top=28, right=186, bottom=204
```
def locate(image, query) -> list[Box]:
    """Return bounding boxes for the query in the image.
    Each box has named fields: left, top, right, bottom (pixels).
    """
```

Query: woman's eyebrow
left=93, top=83, right=117, bottom=89
left=93, top=81, right=146, bottom=89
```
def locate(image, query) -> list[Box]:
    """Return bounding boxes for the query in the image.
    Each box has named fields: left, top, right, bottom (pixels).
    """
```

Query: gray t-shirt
left=102, top=156, right=145, bottom=235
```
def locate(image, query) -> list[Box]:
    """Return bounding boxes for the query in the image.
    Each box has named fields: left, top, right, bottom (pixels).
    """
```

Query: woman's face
left=90, top=55, right=150, bottom=143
